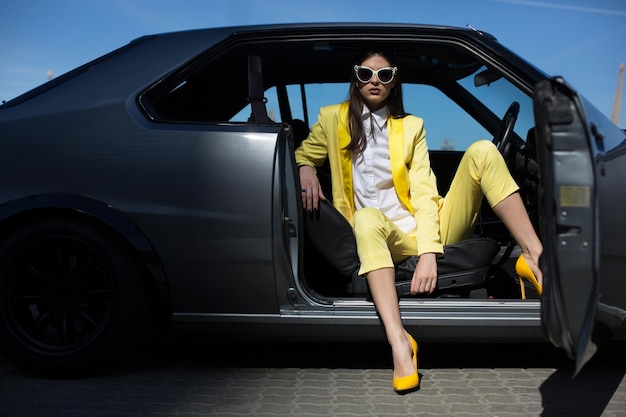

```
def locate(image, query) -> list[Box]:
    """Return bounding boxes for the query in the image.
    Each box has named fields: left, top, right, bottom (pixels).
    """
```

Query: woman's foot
left=392, top=333, right=419, bottom=393
left=391, top=334, right=415, bottom=378
left=521, top=249, right=543, bottom=288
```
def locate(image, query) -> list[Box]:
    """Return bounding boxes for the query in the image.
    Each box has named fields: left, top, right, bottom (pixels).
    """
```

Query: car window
left=287, top=75, right=533, bottom=151
left=459, top=70, right=534, bottom=143
left=282, top=82, right=494, bottom=152
left=230, top=87, right=281, bottom=123
left=403, top=84, right=490, bottom=151
left=142, top=38, right=533, bottom=150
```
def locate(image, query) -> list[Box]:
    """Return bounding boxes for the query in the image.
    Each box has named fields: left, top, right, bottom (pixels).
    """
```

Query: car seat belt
left=247, top=55, right=270, bottom=123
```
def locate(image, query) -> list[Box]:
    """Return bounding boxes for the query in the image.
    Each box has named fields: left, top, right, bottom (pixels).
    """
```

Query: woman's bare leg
left=366, top=267, right=414, bottom=377
left=492, top=192, right=543, bottom=285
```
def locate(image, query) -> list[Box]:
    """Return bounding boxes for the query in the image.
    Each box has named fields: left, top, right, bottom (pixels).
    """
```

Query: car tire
left=0, top=217, right=149, bottom=376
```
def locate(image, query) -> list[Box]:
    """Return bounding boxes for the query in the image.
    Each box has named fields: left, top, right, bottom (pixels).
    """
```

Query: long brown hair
left=346, top=51, right=407, bottom=153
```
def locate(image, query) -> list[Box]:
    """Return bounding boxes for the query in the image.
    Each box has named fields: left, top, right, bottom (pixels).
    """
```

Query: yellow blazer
left=295, top=102, right=444, bottom=256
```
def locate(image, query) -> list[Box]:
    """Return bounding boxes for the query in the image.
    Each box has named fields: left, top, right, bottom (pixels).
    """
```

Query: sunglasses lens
left=357, top=67, right=373, bottom=83
left=378, top=69, right=394, bottom=83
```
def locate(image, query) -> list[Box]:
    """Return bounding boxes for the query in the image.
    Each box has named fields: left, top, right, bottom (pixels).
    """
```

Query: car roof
left=1, top=23, right=538, bottom=112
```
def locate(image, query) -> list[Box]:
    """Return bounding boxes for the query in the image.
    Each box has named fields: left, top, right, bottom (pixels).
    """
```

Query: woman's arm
left=407, top=122, right=443, bottom=256
left=294, top=110, right=331, bottom=211
left=406, top=118, right=442, bottom=294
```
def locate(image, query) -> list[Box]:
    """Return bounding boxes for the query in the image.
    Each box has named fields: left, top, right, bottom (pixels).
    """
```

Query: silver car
left=0, top=23, right=624, bottom=376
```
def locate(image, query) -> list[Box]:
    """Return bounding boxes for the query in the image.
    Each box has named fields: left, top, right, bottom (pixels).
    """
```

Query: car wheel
left=0, top=217, right=149, bottom=375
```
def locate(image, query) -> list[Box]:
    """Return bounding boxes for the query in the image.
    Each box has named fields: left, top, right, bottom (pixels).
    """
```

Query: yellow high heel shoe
left=515, top=254, right=543, bottom=299
left=393, top=333, right=420, bottom=393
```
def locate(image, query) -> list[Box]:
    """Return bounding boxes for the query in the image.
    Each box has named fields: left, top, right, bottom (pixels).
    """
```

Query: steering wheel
left=492, top=101, right=520, bottom=159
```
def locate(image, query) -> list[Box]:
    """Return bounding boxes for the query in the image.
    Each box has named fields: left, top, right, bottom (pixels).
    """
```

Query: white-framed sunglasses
left=354, top=65, right=398, bottom=84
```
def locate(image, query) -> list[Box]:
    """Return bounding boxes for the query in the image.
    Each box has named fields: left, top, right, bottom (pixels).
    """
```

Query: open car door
left=534, top=77, right=626, bottom=375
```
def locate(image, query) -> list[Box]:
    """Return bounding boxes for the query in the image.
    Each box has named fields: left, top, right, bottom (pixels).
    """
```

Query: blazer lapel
left=388, top=117, right=413, bottom=213
left=331, top=103, right=356, bottom=224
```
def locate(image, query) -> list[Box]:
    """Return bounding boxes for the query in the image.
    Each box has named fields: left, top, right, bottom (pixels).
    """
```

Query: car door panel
left=534, top=77, right=626, bottom=374
left=121, top=123, right=283, bottom=315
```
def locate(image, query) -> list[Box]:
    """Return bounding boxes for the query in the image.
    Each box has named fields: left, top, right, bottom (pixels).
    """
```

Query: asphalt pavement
left=1, top=336, right=625, bottom=417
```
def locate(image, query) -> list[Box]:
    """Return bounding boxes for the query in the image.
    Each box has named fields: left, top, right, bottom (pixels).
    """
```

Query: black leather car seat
left=304, top=199, right=500, bottom=298
left=290, top=119, right=310, bottom=147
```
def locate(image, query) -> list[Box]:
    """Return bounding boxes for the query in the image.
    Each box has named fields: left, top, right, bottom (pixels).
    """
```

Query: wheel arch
left=0, top=193, right=171, bottom=316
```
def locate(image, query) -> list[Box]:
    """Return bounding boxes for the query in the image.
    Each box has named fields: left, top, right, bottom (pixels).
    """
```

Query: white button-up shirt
left=352, top=106, right=416, bottom=234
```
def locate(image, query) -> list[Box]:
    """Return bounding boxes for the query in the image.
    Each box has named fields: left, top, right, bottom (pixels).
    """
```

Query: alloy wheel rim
left=2, top=234, right=115, bottom=356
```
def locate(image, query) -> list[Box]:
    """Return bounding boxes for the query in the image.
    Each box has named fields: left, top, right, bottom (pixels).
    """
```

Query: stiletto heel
left=515, top=254, right=542, bottom=299
left=393, top=333, right=420, bottom=393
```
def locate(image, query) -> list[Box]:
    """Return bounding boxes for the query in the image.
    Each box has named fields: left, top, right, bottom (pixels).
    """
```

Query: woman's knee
left=466, top=139, right=499, bottom=159
left=464, top=140, right=505, bottom=173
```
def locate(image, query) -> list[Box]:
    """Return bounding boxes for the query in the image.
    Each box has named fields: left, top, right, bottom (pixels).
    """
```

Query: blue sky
left=1, top=0, right=625, bottom=125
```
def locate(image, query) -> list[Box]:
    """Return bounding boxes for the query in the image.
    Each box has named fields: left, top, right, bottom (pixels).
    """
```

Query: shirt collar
left=362, top=105, right=389, bottom=130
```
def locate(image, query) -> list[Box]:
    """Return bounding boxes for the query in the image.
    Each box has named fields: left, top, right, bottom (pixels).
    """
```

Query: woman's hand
left=299, top=165, right=326, bottom=211
left=410, top=252, right=438, bottom=294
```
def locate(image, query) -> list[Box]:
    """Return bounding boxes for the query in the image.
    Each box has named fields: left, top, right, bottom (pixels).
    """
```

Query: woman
left=295, top=51, right=543, bottom=393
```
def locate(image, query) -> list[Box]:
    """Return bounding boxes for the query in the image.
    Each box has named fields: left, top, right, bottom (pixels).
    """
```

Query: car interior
left=139, top=33, right=543, bottom=301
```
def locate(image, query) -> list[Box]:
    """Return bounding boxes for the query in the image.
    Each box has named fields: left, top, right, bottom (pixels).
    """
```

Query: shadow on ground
left=128, top=335, right=572, bottom=371
left=128, top=336, right=625, bottom=417
left=538, top=343, right=626, bottom=417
